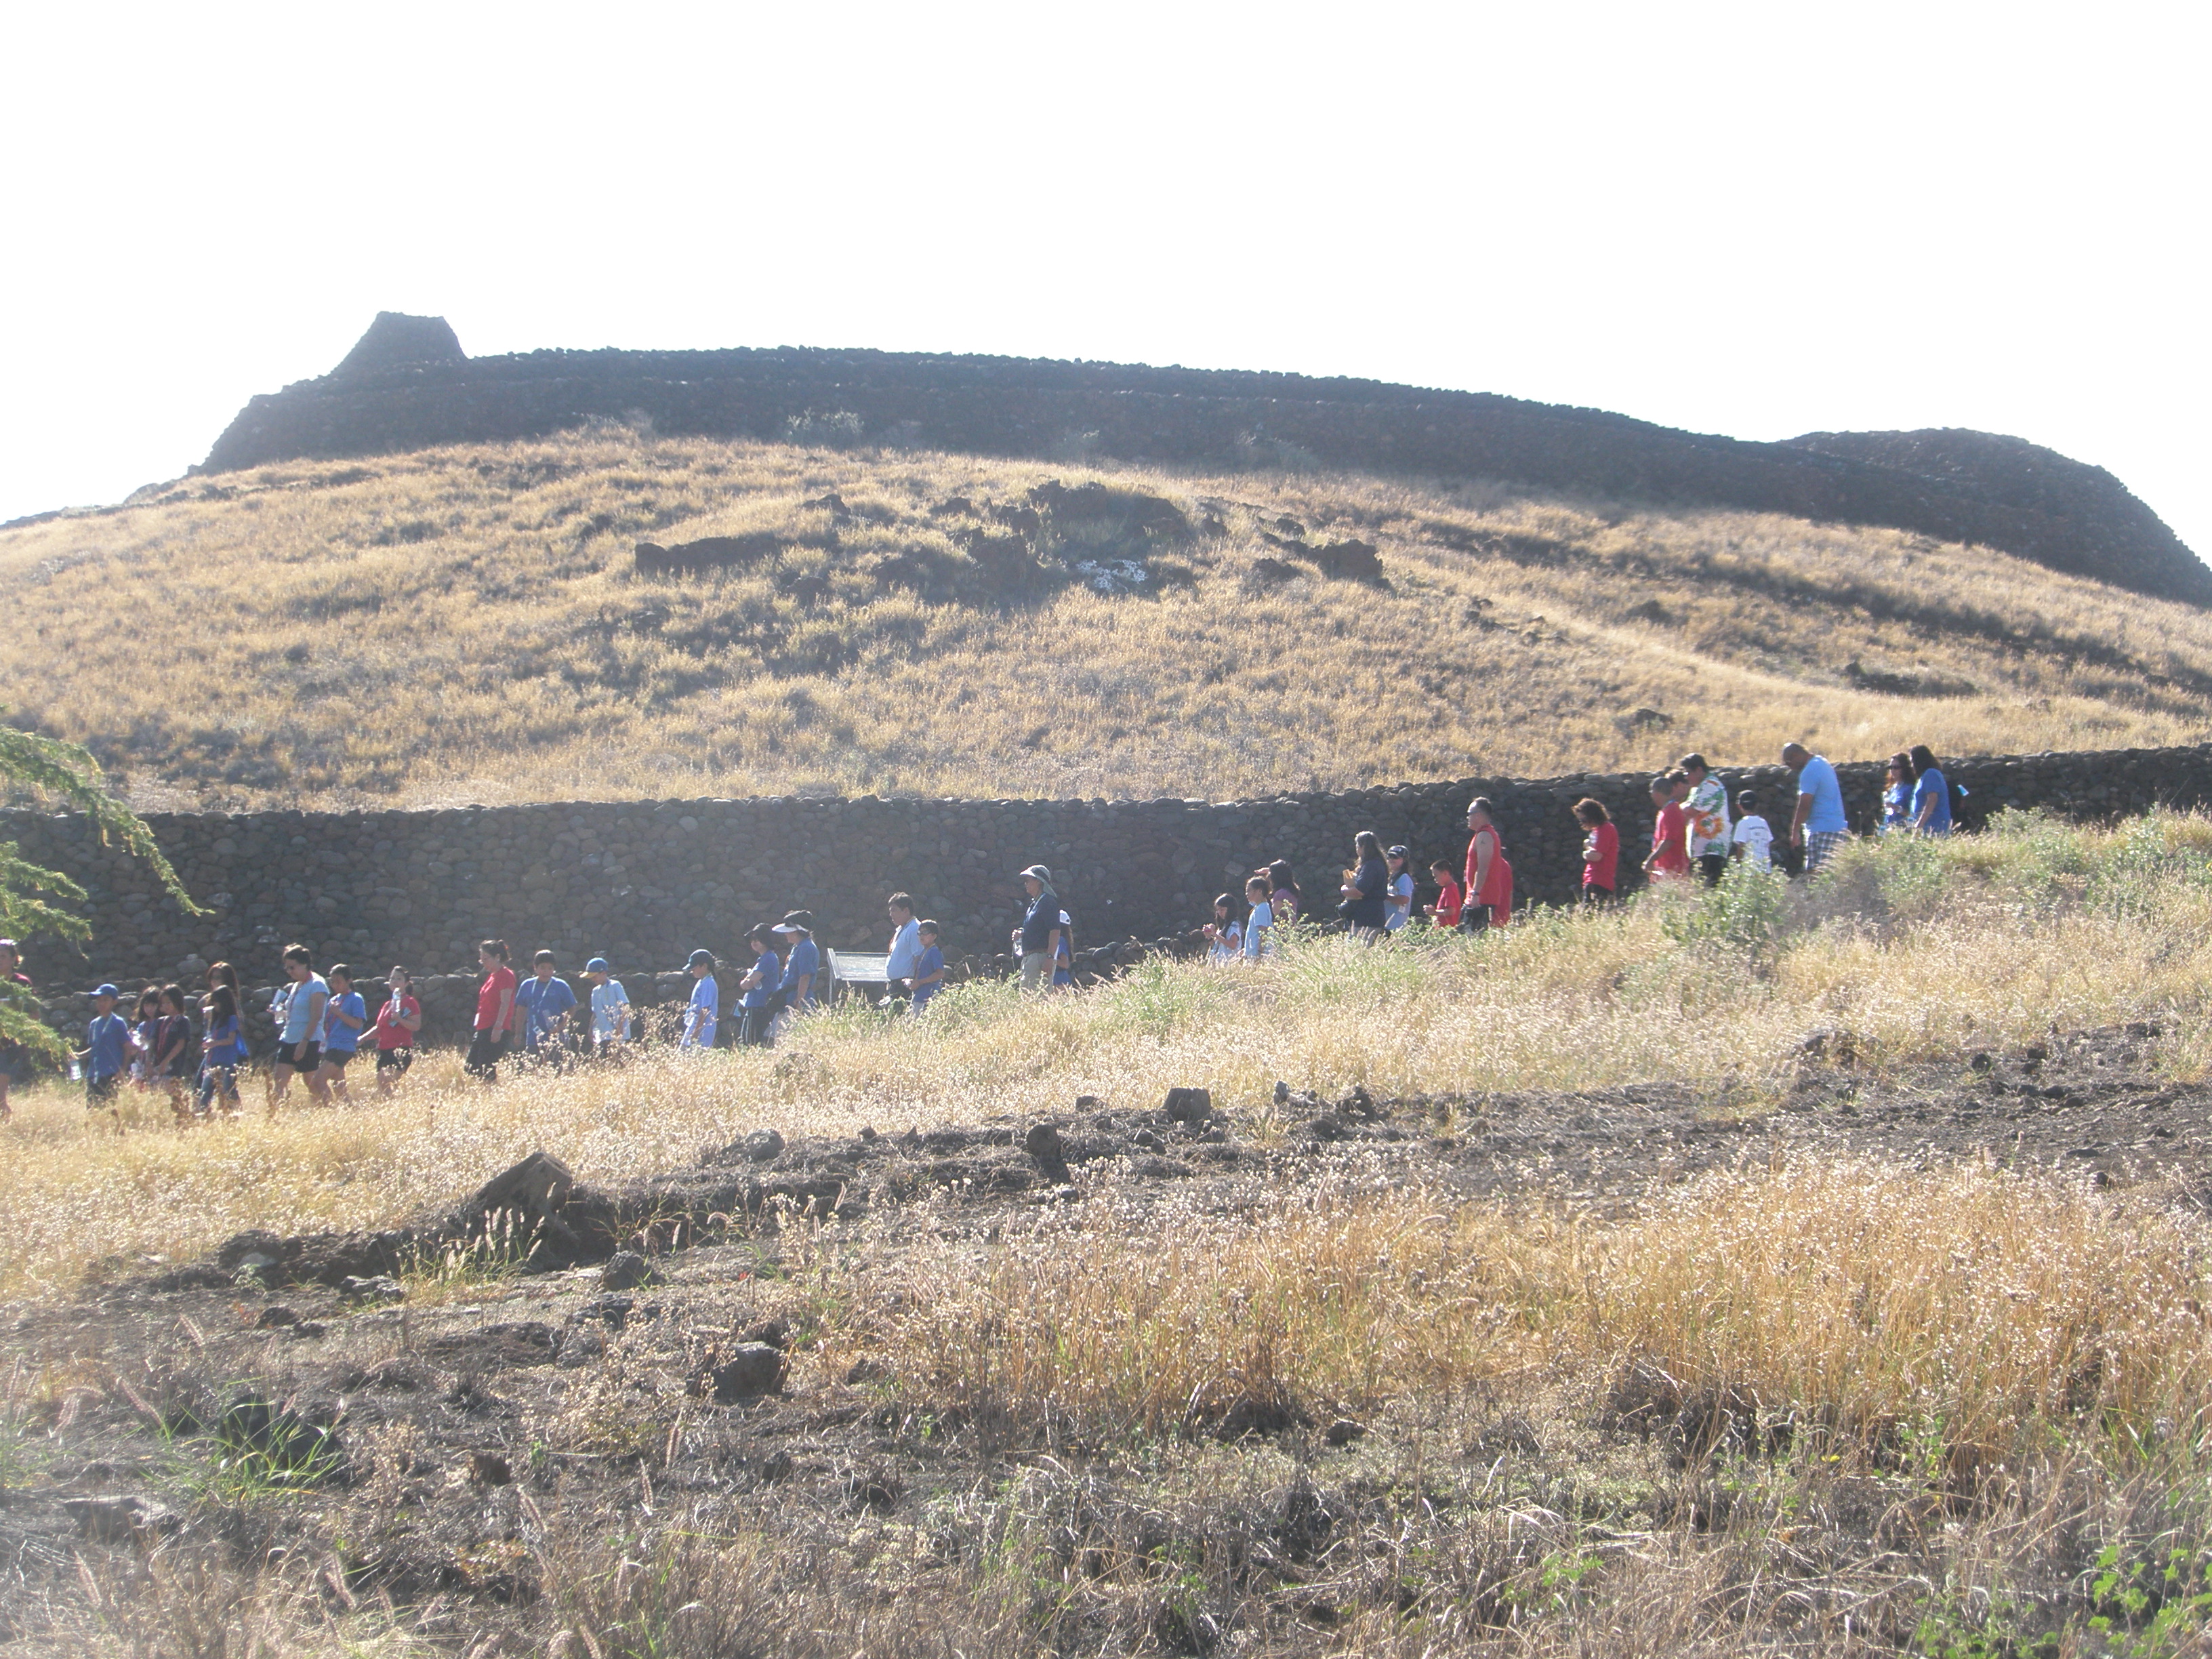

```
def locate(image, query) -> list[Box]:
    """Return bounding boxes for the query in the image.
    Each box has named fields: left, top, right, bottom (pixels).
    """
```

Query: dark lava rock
left=424, top=1322, right=562, bottom=1370
left=255, top=1305, right=300, bottom=1330
left=467, top=1450, right=512, bottom=1486
left=600, top=1251, right=656, bottom=1291
left=705, top=1343, right=787, bottom=1402
left=63, top=1494, right=179, bottom=1541
left=1025, top=1122, right=1071, bottom=1183
left=1326, top=1418, right=1367, bottom=1446
left=1162, top=1086, right=1213, bottom=1123
left=741, top=1130, right=786, bottom=1164
left=339, top=1275, right=405, bottom=1303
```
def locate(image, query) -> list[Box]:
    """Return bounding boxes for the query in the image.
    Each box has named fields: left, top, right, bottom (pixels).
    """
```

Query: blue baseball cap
left=586, top=957, right=610, bottom=974
left=94, top=983, right=119, bottom=998
left=687, top=949, right=715, bottom=969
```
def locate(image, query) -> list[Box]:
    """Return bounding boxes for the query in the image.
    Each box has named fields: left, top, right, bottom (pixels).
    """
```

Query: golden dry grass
left=16, top=817, right=2212, bottom=1656
left=1, top=811, right=2207, bottom=1303
left=3, top=432, right=2208, bottom=811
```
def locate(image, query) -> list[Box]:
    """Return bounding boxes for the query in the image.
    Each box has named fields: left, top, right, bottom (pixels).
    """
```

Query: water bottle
left=68, top=1059, right=81, bottom=1082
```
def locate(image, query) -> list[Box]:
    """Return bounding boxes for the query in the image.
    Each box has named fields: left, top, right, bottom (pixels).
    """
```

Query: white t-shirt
left=1385, top=872, right=1414, bottom=930
left=1732, top=815, right=1774, bottom=868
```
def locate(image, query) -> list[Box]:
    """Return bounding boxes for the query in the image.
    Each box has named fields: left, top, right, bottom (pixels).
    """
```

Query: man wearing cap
left=584, top=958, right=632, bottom=1054
left=680, top=949, right=720, bottom=1050
left=1017, top=866, right=1062, bottom=992
left=771, top=912, right=819, bottom=1040
left=77, top=983, right=132, bottom=1113
left=0, top=939, right=32, bottom=1119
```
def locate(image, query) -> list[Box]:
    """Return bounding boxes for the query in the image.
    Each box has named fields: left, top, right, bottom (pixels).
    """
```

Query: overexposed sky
left=4, top=3, right=2206, bottom=562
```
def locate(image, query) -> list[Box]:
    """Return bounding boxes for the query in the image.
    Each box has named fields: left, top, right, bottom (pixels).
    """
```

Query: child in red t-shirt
left=1573, top=798, right=1619, bottom=899
left=1644, top=773, right=1692, bottom=880
left=1425, top=859, right=1463, bottom=928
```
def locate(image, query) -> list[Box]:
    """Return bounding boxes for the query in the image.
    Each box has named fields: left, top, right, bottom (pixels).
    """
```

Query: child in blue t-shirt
left=77, top=984, right=132, bottom=1114
left=909, top=921, right=947, bottom=1012
left=736, top=924, right=782, bottom=1046
left=318, top=964, right=368, bottom=1103
left=680, top=949, right=719, bottom=1050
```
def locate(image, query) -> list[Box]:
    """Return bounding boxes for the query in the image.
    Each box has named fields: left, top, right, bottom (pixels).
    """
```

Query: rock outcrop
left=199, top=316, right=2211, bottom=606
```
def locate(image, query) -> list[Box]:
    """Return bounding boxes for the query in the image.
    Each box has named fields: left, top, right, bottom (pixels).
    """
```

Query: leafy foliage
left=0, top=717, right=201, bottom=1059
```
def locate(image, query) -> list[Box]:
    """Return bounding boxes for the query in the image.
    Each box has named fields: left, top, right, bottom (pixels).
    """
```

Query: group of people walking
left=23, top=740, right=1961, bottom=1120
left=1198, top=741, right=1959, bottom=944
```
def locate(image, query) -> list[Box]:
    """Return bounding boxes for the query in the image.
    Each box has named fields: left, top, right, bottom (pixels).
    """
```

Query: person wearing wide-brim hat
left=770, top=912, right=819, bottom=1040
left=1015, top=866, right=1061, bottom=992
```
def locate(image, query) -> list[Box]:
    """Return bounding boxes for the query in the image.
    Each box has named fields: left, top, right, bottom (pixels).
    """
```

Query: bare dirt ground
left=3, top=1022, right=2204, bottom=1653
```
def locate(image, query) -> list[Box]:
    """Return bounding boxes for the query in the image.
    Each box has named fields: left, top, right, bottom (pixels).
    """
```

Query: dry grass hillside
left=6, top=430, right=2211, bottom=811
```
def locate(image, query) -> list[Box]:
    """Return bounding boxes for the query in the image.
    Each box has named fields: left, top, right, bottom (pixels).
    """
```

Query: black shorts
left=1698, top=853, right=1729, bottom=886
left=1580, top=884, right=1615, bottom=905
left=321, top=1048, right=356, bottom=1072
left=1457, top=905, right=1493, bottom=933
left=86, top=1076, right=119, bottom=1105
left=0, top=1052, right=32, bottom=1086
left=279, top=1042, right=322, bottom=1072
left=466, top=1031, right=505, bottom=1078
left=375, top=1047, right=415, bottom=1075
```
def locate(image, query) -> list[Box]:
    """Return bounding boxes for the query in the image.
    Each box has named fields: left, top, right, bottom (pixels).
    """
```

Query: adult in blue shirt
left=736, top=923, right=783, bottom=1045
left=1908, top=744, right=1954, bottom=836
left=884, top=893, right=922, bottom=1003
left=772, top=912, right=819, bottom=1040
left=1782, top=743, right=1850, bottom=875
left=1016, top=867, right=1062, bottom=991
left=515, top=949, right=580, bottom=1068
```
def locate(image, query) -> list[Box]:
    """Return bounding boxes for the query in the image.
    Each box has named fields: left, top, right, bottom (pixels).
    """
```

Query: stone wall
left=7, top=741, right=2210, bottom=1002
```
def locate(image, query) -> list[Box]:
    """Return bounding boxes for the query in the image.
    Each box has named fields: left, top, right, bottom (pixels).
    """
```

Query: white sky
left=4, top=3, right=2206, bottom=564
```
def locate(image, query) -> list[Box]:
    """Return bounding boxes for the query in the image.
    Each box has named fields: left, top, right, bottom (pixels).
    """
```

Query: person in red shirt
left=1460, top=797, right=1514, bottom=930
left=1425, top=859, right=1463, bottom=928
left=373, top=966, right=424, bottom=1096
left=1573, top=798, right=1620, bottom=901
left=1644, top=772, right=1692, bottom=881
left=468, top=939, right=517, bottom=1082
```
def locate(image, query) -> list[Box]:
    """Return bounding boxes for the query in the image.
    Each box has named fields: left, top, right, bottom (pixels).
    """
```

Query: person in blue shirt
left=883, top=893, right=921, bottom=1005
left=1908, top=744, right=1954, bottom=836
left=680, top=949, right=720, bottom=1051
left=514, top=949, right=580, bottom=1070
left=771, top=912, right=820, bottom=1041
left=77, top=984, right=132, bottom=1117
left=909, top=920, right=947, bottom=1011
left=316, top=963, right=368, bottom=1103
left=272, top=944, right=331, bottom=1110
left=736, top=924, right=782, bottom=1046
left=1782, top=743, right=1851, bottom=875
left=199, top=983, right=246, bottom=1115
left=1881, top=753, right=1913, bottom=834
left=584, top=958, right=632, bottom=1054
left=1016, top=867, right=1063, bottom=991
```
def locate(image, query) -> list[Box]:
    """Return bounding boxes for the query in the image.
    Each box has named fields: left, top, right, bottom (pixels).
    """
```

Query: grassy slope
left=3, top=433, right=2209, bottom=811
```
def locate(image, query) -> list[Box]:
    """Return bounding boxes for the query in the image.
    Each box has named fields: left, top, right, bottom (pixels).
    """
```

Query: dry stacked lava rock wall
left=6, top=743, right=2209, bottom=991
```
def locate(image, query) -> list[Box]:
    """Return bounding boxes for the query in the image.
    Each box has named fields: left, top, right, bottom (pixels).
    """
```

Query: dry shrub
left=867, top=1162, right=2212, bottom=1477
